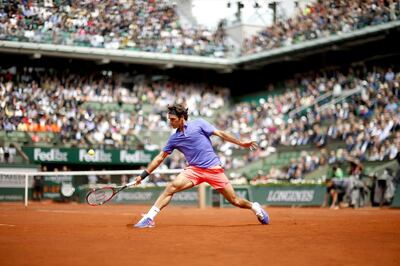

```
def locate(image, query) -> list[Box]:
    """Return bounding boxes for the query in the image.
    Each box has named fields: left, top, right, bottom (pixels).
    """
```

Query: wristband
left=140, top=170, right=150, bottom=180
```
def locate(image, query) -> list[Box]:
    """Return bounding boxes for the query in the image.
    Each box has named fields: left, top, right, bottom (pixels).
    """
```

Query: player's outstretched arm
left=213, top=130, right=258, bottom=150
left=133, top=151, right=169, bottom=185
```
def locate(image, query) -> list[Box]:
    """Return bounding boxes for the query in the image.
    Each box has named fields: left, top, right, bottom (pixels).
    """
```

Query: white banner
left=0, top=168, right=37, bottom=188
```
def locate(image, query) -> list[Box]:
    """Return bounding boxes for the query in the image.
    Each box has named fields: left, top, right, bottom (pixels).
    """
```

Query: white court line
left=0, top=224, right=15, bottom=227
left=37, top=209, right=89, bottom=214
left=36, top=209, right=133, bottom=216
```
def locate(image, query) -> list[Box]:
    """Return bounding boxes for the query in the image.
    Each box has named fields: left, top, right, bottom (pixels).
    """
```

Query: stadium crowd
left=0, top=66, right=229, bottom=149
left=0, top=0, right=227, bottom=57
left=242, top=0, right=400, bottom=55
left=0, top=1, right=399, bottom=211
left=216, top=66, right=399, bottom=181
left=1, top=1, right=399, bottom=58
left=1, top=64, right=399, bottom=180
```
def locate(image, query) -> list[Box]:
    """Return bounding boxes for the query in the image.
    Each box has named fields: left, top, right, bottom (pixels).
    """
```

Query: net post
left=24, top=174, right=29, bottom=208
left=198, top=183, right=206, bottom=209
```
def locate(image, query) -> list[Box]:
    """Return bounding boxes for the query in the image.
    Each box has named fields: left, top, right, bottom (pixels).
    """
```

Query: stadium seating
left=0, top=0, right=228, bottom=57
left=1, top=63, right=399, bottom=181
left=222, top=66, right=399, bottom=183
left=242, top=0, right=400, bottom=55
left=0, top=66, right=229, bottom=151
left=1, top=1, right=398, bottom=59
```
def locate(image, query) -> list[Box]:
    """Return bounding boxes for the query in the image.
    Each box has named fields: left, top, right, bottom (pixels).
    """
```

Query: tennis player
left=133, top=103, right=269, bottom=228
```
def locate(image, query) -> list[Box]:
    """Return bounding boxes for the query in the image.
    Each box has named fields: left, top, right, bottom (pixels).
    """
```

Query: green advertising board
left=0, top=188, right=32, bottom=201
left=43, top=175, right=74, bottom=199
left=1, top=180, right=396, bottom=207
left=22, top=147, right=158, bottom=165
left=214, top=185, right=324, bottom=207
left=390, top=184, right=400, bottom=208
left=76, top=186, right=201, bottom=205
left=74, top=185, right=325, bottom=207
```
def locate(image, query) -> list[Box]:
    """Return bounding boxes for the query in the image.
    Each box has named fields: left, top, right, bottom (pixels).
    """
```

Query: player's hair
left=167, top=103, right=188, bottom=120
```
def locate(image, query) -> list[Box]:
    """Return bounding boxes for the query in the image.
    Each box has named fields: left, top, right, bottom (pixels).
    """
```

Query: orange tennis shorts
left=180, top=165, right=229, bottom=189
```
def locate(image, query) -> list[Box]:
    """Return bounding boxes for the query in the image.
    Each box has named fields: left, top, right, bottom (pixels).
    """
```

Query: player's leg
left=134, top=173, right=195, bottom=228
left=330, top=189, right=338, bottom=209
left=217, top=183, right=252, bottom=208
left=217, top=183, right=269, bottom=224
left=154, top=174, right=194, bottom=210
left=204, top=167, right=269, bottom=225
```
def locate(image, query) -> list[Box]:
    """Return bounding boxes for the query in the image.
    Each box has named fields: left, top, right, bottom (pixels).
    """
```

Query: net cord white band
left=0, top=169, right=183, bottom=177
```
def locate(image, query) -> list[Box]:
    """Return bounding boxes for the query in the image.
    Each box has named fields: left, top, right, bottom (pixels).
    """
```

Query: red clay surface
left=0, top=202, right=399, bottom=266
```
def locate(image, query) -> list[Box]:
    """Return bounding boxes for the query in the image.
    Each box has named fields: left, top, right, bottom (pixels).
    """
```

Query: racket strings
left=87, top=188, right=114, bottom=205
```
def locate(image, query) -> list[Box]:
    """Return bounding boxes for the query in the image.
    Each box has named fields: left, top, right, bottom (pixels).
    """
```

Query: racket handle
left=125, top=181, right=137, bottom=187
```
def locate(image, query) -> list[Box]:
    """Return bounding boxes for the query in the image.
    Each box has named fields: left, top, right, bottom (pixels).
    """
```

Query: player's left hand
left=241, top=140, right=259, bottom=151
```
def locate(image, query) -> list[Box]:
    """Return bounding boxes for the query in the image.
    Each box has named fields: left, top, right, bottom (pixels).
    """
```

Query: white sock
left=146, top=206, right=160, bottom=220
left=251, top=202, right=262, bottom=215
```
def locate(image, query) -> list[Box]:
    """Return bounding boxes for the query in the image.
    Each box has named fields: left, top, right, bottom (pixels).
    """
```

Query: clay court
left=0, top=203, right=399, bottom=266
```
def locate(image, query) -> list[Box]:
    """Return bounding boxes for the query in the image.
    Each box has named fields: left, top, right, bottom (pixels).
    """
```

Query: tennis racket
left=86, top=180, right=136, bottom=206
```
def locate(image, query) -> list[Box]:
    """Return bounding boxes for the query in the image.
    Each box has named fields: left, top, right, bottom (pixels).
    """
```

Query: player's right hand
left=133, top=176, right=142, bottom=186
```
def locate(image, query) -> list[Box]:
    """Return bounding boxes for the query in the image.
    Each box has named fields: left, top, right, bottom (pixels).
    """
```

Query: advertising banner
left=252, top=185, right=325, bottom=206
left=22, top=147, right=158, bottom=165
left=77, top=186, right=200, bottom=205
left=390, top=184, right=400, bottom=208
left=0, top=167, right=37, bottom=201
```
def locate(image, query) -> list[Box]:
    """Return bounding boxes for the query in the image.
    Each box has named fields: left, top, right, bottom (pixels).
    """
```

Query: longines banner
left=251, top=186, right=326, bottom=206
left=22, top=147, right=158, bottom=165
left=216, top=186, right=325, bottom=207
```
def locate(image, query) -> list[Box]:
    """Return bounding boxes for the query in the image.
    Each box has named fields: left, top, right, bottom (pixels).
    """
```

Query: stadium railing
left=1, top=21, right=399, bottom=69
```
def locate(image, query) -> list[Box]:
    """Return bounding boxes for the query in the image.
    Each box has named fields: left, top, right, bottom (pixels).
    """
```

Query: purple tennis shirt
left=163, top=118, right=221, bottom=168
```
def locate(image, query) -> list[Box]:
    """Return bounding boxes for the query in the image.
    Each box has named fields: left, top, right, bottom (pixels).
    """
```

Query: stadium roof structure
left=1, top=21, right=399, bottom=71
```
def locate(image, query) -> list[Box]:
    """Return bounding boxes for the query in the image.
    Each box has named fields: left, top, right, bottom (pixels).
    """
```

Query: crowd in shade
left=0, top=66, right=229, bottom=149
left=0, top=0, right=228, bottom=57
left=242, top=0, right=400, bottom=55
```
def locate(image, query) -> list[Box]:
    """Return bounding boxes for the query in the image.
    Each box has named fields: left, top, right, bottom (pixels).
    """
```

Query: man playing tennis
left=133, top=103, right=269, bottom=228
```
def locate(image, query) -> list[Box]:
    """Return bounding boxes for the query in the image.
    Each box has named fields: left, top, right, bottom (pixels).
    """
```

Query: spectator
left=121, top=175, right=128, bottom=186
left=3, top=146, right=10, bottom=163
left=322, top=178, right=340, bottom=209
left=33, top=166, right=46, bottom=201
left=323, top=164, right=347, bottom=209
left=373, top=168, right=396, bottom=206
left=87, top=168, right=98, bottom=187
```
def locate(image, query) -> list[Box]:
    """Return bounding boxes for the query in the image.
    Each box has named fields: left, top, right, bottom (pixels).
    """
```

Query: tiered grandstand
left=0, top=0, right=399, bottom=208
